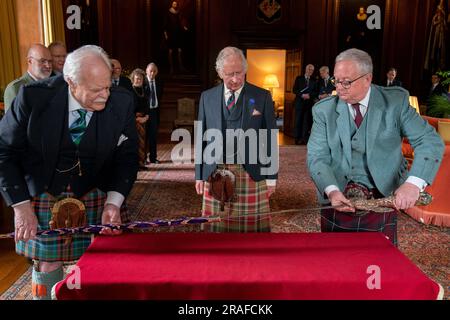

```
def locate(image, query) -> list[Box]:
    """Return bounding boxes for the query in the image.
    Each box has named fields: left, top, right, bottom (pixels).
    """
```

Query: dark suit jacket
left=0, top=76, right=139, bottom=206
left=429, top=83, right=446, bottom=97
left=143, top=78, right=164, bottom=108
left=117, top=76, right=133, bottom=92
left=292, top=75, right=318, bottom=107
left=386, top=79, right=403, bottom=87
left=195, top=82, right=278, bottom=182
left=318, top=78, right=335, bottom=96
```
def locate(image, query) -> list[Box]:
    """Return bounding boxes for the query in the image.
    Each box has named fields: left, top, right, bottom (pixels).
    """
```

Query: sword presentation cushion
left=50, top=198, right=87, bottom=230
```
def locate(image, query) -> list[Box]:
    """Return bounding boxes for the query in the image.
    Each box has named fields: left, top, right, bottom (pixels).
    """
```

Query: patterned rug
left=1, top=144, right=449, bottom=299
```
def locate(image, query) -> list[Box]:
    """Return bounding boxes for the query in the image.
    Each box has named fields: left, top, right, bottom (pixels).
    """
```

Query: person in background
left=144, top=63, right=163, bottom=164
left=3, top=44, right=52, bottom=112
left=48, top=41, right=67, bottom=76
left=130, top=68, right=149, bottom=169
left=318, top=66, right=335, bottom=100
left=385, top=67, right=403, bottom=87
left=110, top=59, right=133, bottom=92
left=307, top=48, right=444, bottom=246
left=293, top=64, right=317, bottom=145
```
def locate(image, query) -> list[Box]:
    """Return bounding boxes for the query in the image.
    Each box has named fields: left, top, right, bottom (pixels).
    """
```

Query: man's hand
left=301, top=93, right=310, bottom=100
left=13, top=202, right=38, bottom=242
left=394, top=182, right=420, bottom=210
left=195, top=180, right=204, bottom=195
left=328, top=190, right=355, bottom=212
left=100, top=203, right=122, bottom=236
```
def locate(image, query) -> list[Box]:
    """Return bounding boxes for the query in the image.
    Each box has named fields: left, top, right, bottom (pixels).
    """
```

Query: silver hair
left=335, top=48, right=373, bottom=74
left=63, top=45, right=111, bottom=84
left=319, top=66, right=329, bottom=73
left=146, top=62, right=158, bottom=71
left=215, top=46, right=248, bottom=75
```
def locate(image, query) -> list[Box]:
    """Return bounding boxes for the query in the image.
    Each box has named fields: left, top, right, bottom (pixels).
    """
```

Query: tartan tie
left=352, top=103, right=363, bottom=128
left=226, top=91, right=236, bottom=110
left=69, top=109, right=88, bottom=145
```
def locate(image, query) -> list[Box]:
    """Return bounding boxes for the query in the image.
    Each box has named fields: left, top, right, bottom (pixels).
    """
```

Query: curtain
left=0, top=0, right=21, bottom=99
left=41, top=0, right=66, bottom=46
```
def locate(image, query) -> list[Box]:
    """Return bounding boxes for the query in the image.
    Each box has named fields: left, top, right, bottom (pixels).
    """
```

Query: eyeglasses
left=223, top=70, right=244, bottom=78
left=29, top=57, right=53, bottom=65
left=330, top=73, right=369, bottom=89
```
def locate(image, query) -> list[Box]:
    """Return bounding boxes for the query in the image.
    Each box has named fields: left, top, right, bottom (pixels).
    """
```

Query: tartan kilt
left=202, top=164, right=271, bottom=232
left=16, top=188, right=130, bottom=262
left=320, top=183, right=398, bottom=245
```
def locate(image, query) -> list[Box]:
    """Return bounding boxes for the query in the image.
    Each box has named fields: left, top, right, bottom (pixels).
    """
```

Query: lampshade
left=263, top=74, right=280, bottom=88
left=409, top=96, right=420, bottom=114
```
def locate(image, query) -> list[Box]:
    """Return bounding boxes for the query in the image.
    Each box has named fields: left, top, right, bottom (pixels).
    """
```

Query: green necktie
left=69, top=109, right=88, bottom=145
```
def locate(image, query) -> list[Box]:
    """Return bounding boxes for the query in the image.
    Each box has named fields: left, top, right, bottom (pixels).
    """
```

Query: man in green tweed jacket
left=307, top=48, right=444, bottom=245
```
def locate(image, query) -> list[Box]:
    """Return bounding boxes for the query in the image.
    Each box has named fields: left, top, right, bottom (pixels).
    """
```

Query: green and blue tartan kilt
left=320, top=183, right=398, bottom=245
left=16, top=189, right=130, bottom=262
left=202, top=164, right=271, bottom=232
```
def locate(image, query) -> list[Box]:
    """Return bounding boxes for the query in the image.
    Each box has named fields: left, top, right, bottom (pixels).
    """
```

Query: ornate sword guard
left=350, top=191, right=433, bottom=213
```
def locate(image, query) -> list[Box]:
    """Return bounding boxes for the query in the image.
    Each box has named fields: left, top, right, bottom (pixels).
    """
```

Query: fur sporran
left=207, top=169, right=236, bottom=211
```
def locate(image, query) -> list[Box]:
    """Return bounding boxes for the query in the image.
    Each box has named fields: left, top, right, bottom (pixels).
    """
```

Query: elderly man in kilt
left=307, top=48, right=444, bottom=245
left=0, top=45, right=138, bottom=299
left=195, top=46, right=278, bottom=232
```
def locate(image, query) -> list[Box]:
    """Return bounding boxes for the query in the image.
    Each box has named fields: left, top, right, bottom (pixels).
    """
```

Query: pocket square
left=252, top=109, right=262, bottom=116
left=117, top=134, right=129, bottom=146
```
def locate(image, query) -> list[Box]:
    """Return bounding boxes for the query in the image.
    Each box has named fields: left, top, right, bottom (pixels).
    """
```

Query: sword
left=0, top=192, right=432, bottom=239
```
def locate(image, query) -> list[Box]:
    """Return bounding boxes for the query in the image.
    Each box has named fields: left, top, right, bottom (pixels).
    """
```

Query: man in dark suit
left=144, top=62, right=164, bottom=164
left=195, top=46, right=278, bottom=232
left=111, top=58, right=133, bottom=92
left=0, top=45, right=138, bottom=299
left=317, top=66, right=335, bottom=100
left=293, top=64, right=317, bottom=145
left=385, top=67, right=403, bottom=87
left=429, top=73, right=447, bottom=97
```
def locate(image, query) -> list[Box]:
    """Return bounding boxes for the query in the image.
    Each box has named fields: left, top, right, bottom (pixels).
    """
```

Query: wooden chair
left=173, top=97, right=196, bottom=133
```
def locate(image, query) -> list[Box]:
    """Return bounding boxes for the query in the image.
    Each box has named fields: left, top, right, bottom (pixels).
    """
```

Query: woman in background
left=130, top=68, right=149, bottom=169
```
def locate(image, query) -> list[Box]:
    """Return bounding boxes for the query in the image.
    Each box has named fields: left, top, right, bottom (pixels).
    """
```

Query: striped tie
left=69, top=109, right=88, bottom=145
left=226, top=91, right=236, bottom=110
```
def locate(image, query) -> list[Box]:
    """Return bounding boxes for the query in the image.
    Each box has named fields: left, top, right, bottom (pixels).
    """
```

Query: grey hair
left=215, top=46, right=248, bottom=75
left=335, top=48, right=373, bottom=74
left=63, top=45, right=111, bottom=84
left=319, top=66, right=329, bottom=73
left=48, top=41, right=66, bottom=50
left=146, top=62, right=158, bottom=71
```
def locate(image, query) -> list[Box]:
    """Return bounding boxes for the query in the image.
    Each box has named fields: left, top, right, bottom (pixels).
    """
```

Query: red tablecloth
left=54, top=232, right=442, bottom=300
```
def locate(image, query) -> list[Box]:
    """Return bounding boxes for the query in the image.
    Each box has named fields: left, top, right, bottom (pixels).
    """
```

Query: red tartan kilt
left=202, top=164, right=271, bottom=232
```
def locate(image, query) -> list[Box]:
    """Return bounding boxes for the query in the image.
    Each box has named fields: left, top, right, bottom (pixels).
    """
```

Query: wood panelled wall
left=61, top=0, right=439, bottom=97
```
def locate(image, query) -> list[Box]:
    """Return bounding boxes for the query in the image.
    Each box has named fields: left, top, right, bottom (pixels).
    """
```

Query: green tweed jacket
left=3, top=72, right=35, bottom=112
left=307, top=84, right=445, bottom=203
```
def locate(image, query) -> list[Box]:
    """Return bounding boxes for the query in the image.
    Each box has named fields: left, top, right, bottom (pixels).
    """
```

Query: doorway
left=246, top=49, right=286, bottom=129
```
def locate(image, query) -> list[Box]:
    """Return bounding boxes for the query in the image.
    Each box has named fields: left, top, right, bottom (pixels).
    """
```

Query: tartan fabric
left=320, top=183, right=398, bottom=245
left=16, top=189, right=130, bottom=261
left=202, top=164, right=271, bottom=232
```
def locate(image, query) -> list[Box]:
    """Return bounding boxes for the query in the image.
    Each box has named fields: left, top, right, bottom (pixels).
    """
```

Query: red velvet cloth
left=55, top=232, right=441, bottom=300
